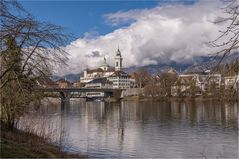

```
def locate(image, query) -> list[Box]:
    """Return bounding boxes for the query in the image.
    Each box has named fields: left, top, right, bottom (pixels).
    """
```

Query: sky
left=20, top=0, right=231, bottom=75
left=21, top=0, right=196, bottom=38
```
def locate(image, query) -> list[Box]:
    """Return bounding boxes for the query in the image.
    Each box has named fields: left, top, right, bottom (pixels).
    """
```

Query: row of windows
left=109, top=77, right=129, bottom=80
left=110, top=79, right=131, bottom=82
left=113, top=83, right=131, bottom=86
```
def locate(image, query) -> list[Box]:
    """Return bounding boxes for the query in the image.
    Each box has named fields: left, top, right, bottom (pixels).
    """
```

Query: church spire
left=115, top=47, right=123, bottom=71
left=116, top=45, right=121, bottom=56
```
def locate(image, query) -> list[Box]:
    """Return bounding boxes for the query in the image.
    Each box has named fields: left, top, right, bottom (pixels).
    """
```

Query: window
left=116, top=61, right=118, bottom=67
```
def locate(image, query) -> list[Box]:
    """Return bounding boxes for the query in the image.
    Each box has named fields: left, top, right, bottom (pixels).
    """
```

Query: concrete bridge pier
left=59, top=91, right=71, bottom=110
left=105, top=90, right=122, bottom=101
left=59, top=91, right=71, bottom=100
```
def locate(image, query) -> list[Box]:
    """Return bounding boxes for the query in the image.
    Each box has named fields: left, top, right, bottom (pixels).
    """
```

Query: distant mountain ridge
left=184, top=52, right=238, bottom=74
left=52, top=73, right=82, bottom=83
left=52, top=52, right=238, bottom=83
left=123, top=62, right=191, bottom=75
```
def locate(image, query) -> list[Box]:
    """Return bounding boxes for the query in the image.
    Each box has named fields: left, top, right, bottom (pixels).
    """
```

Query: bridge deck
left=37, top=87, right=125, bottom=93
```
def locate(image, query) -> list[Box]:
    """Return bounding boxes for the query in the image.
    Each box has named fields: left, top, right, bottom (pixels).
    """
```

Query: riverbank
left=122, top=95, right=238, bottom=102
left=0, top=124, right=87, bottom=158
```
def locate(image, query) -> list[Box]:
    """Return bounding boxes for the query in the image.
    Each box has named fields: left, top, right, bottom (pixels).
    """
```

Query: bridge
left=37, top=87, right=124, bottom=101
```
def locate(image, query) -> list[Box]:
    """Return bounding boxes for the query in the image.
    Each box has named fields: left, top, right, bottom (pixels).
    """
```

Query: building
left=85, top=77, right=113, bottom=98
left=81, top=48, right=135, bottom=89
left=199, top=74, right=221, bottom=92
left=56, top=79, right=72, bottom=88
left=81, top=56, right=116, bottom=83
left=108, top=71, right=134, bottom=89
left=81, top=58, right=115, bottom=83
left=166, top=67, right=178, bottom=75
left=171, top=73, right=223, bottom=96
left=171, top=74, right=202, bottom=96
left=73, top=80, right=84, bottom=88
left=115, top=48, right=123, bottom=71
left=224, top=75, right=239, bottom=89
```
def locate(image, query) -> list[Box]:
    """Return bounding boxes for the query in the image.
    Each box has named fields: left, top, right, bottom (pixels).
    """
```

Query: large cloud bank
left=56, top=0, right=229, bottom=75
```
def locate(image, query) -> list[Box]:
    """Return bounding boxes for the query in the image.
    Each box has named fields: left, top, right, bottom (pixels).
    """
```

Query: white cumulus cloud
left=55, top=0, right=229, bottom=76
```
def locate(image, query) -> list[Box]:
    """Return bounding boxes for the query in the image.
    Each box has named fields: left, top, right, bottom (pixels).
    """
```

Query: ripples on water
left=23, top=99, right=238, bottom=158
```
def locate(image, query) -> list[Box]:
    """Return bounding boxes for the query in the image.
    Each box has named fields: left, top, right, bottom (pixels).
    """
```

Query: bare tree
left=0, top=1, right=71, bottom=128
left=210, top=0, right=239, bottom=72
left=135, top=67, right=151, bottom=88
left=143, top=71, right=177, bottom=99
left=158, top=72, right=177, bottom=97
left=143, top=76, right=161, bottom=98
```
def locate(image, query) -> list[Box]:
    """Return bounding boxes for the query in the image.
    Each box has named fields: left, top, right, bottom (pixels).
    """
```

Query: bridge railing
left=35, top=87, right=125, bottom=93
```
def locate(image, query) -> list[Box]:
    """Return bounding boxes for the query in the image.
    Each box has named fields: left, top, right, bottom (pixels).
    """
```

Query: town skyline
left=1, top=1, right=238, bottom=158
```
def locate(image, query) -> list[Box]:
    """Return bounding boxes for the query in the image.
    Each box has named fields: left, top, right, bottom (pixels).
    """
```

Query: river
left=20, top=99, right=238, bottom=158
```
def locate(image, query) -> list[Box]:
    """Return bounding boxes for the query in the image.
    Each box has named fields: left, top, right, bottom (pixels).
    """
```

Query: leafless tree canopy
left=210, top=0, right=239, bottom=67
left=0, top=1, right=70, bottom=85
left=135, top=68, right=151, bottom=88
left=0, top=1, right=71, bottom=128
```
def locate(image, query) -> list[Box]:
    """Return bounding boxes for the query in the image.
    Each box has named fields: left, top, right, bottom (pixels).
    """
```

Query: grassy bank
left=122, top=95, right=140, bottom=101
left=122, top=95, right=238, bottom=102
left=170, top=96, right=238, bottom=102
left=0, top=124, right=87, bottom=158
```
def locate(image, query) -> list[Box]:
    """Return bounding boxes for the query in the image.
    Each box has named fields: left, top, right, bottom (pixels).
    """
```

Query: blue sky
left=20, top=0, right=196, bottom=39
left=19, top=0, right=225, bottom=75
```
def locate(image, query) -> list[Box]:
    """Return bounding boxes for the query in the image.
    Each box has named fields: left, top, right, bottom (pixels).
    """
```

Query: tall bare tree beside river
left=210, top=0, right=239, bottom=72
left=0, top=1, right=70, bottom=129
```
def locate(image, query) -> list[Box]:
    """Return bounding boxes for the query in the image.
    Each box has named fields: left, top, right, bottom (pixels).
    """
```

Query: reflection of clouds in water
left=20, top=100, right=238, bottom=158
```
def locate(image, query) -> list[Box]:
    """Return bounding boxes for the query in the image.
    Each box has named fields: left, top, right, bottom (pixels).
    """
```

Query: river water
left=23, top=99, right=238, bottom=158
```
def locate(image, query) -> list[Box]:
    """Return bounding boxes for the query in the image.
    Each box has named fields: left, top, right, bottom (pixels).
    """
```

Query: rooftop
left=109, top=70, right=130, bottom=78
left=87, top=77, right=112, bottom=84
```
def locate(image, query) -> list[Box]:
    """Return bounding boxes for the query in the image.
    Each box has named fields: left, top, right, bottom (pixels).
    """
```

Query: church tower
left=115, top=47, right=123, bottom=71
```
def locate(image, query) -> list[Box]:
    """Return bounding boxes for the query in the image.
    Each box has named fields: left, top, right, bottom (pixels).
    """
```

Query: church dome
left=100, top=57, right=109, bottom=71
left=167, top=67, right=177, bottom=74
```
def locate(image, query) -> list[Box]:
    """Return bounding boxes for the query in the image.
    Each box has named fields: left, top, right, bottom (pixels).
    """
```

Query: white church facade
left=80, top=48, right=135, bottom=89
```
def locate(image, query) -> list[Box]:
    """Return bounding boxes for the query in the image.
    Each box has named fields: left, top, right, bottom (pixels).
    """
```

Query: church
left=81, top=48, right=135, bottom=89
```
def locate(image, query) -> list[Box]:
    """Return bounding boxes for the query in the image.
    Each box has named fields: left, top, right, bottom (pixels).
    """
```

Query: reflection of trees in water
left=26, top=99, right=238, bottom=143
left=33, top=99, right=238, bottom=129
left=106, top=101, right=236, bottom=128
left=21, top=99, right=238, bottom=157
left=48, top=100, right=236, bottom=124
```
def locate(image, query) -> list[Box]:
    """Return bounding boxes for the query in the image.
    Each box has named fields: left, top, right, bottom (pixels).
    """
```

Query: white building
left=224, top=75, right=239, bottom=89
left=108, top=71, right=134, bottom=89
left=81, top=48, right=135, bottom=89
left=171, top=73, right=222, bottom=96
left=85, top=77, right=112, bottom=98
left=80, top=57, right=115, bottom=83
left=199, top=74, right=221, bottom=91
left=115, top=48, right=123, bottom=71
left=171, top=74, right=202, bottom=96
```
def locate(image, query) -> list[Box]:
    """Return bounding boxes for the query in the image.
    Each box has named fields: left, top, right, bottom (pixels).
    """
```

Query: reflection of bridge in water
left=38, top=88, right=124, bottom=101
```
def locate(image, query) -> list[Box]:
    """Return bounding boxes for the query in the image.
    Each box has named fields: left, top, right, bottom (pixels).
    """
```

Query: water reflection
left=28, top=99, right=238, bottom=158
